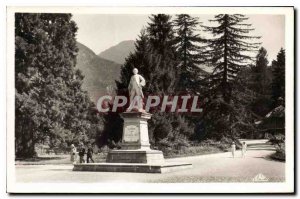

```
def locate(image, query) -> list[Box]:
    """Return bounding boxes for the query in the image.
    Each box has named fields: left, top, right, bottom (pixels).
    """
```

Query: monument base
left=106, top=149, right=164, bottom=164
left=73, top=161, right=192, bottom=173
left=72, top=111, right=192, bottom=173
left=73, top=149, right=192, bottom=173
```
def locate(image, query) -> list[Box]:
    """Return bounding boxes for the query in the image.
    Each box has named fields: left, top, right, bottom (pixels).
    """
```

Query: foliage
left=246, top=47, right=273, bottom=117
left=15, top=13, right=102, bottom=158
left=173, top=14, right=207, bottom=92
left=269, top=134, right=285, bottom=161
left=271, top=48, right=285, bottom=106
left=146, top=14, right=179, bottom=94
left=16, top=13, right=286, bottom=158
left=100, top=14, right=285, bottom=151
left=255, top=49, right=285, bottom=139
left=250, top=47, right=270, bottom=95
left=160, top=139, right=232, bottom=158
left=202, top=14, right=260, bottom=140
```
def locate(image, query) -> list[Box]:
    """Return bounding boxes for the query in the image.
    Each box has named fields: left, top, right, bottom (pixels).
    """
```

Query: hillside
left=76, top=41, right=210, bottom=102
left=76, top=42, right=122, bottom=102
left=98, top=40, right=135, bottom=64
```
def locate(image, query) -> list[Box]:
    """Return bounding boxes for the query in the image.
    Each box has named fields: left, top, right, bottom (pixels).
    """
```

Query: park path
left=15, top=139, right=284, bottom=183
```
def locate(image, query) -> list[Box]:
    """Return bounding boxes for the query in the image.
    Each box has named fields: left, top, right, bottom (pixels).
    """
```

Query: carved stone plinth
left=119, top=111, right=152, bottom=150
left=106, top=149, right=164, bottom=164
left=106, top=111, right=165, bottom=164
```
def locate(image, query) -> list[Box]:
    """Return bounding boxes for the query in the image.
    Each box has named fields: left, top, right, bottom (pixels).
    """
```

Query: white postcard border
left=6, top=6, right=294, bottom=193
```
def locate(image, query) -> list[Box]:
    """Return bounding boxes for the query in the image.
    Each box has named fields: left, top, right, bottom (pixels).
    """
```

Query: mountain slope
left=98, top=40, right=135, bottom=64
left=76, top=42, right=122, bottom=102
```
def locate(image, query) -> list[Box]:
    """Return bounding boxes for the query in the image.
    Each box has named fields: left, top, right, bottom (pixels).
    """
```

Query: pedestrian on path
left=241, top=141, right=247, bottom=158
left=231, top=142, right=236, bottom=158
left=78, top=143, right=86, bottom=163
left=70, top=144, right=77, bottom=164
left=86, top=144, right=94, bottom=163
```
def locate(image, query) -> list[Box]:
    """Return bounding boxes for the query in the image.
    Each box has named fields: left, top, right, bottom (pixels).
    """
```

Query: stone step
left=73, top=162, right=193, bottom=173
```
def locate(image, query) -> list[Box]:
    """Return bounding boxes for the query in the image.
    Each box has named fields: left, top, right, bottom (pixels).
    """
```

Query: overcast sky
left=72, top=14, right=285, bottom=62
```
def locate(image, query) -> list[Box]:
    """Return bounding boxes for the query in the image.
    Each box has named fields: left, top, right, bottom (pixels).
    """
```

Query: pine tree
left=146, top=14, right=179, bottom=94
left=202, top=14, right=260, bottom=139
left=15, top=13, right=99, bottom=158
left=249, top=47, right=272, bottom=116
left=271, top=48, right=285, bottom=106
left=204, top=14, right=260, bottom=102
left=250, top=47, right=271, bottom=94
left=144, top=14, right=192, bottom=144
left=173, top=14, right=205, bottom=92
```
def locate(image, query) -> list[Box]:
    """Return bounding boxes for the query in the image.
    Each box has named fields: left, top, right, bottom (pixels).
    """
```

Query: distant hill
left=98, top=40, right=135, bottom=64
left=76, top=41, right=211, bottom=102
left=76, top=42, right=121, bottom=102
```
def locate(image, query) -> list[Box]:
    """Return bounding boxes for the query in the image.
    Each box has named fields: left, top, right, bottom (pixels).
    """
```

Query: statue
left=127, top=68, right=145, bottom=112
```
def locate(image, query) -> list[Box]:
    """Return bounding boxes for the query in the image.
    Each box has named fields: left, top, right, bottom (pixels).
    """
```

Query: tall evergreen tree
left=15, top=13, right=100, bottom=158
left=202, top=14, right=260, bottom=139
left=249, top=47, right=273, bottom=116
left=271, top=48, right=285, bottom=106
left=250, top=47, right=270, bottom=95
left=141, top=14, right=194, bottom=145
left=146, top=14, right=179, bottom=94
left=173, top=14, right=205, bottom=92
left=204, top=14, right=260, bottom=103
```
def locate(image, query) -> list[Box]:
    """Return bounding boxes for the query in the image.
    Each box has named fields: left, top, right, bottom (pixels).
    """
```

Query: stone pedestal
left=106, top=150, right=164, bottom=164
left=120, top=111, right=152, bottom=150
left=106, top=111, right=165, bottom=164
left=73, top=111, right=192, bottom=173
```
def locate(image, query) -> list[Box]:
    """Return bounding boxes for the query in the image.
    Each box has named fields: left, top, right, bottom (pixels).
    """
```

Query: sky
left=72, top=14, right=285, bottom=62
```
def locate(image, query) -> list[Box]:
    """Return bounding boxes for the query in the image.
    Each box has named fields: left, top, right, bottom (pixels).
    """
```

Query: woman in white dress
left=70, top=144, right=77, bottom=164
left=241, top=142, right=247, bottom=158
left=231, top=142, right=236, bottom=158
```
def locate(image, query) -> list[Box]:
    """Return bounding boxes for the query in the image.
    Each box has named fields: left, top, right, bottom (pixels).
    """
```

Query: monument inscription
left=124, top=125, right=139, bottom=142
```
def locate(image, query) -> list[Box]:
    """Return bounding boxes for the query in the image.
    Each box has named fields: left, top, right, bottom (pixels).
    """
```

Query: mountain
left=76, top=42, right=122, bottom=102
left=76, top=41, right=210, bottom=102
left=98, top=40, right=135, bottom=64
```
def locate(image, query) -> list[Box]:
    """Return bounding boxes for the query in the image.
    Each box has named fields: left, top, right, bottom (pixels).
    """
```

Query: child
left=231, top=142, right=236, bottom=158
left=241, top=141, right=247, bottom=158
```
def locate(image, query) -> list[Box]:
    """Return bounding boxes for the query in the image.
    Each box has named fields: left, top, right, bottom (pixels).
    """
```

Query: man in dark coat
left=78, top=143, right=86, bottom=163
left=86, top=144, right=94, bottom=163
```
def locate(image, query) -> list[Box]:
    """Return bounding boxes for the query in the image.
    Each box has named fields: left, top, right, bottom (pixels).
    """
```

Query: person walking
left=70, top=144, right=77, bottom=164
left=86, top=144, right=94, bottom=163
left=78, top=143, right=86, bottom=163
left=241, top=141, right=247, bottom=158
left=231, top=142, right=236, bottom=158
